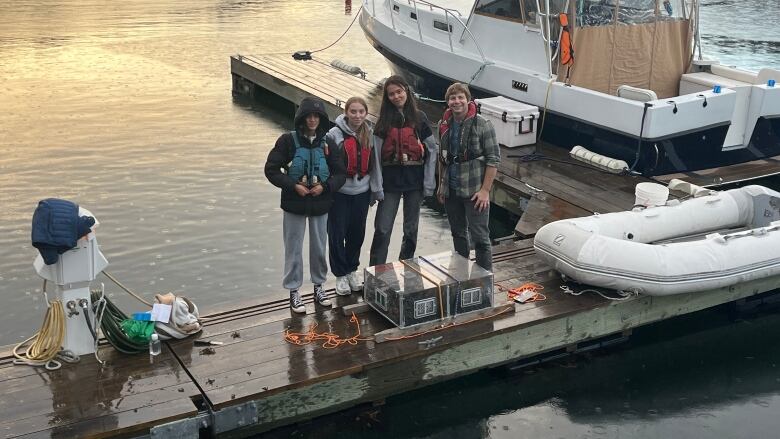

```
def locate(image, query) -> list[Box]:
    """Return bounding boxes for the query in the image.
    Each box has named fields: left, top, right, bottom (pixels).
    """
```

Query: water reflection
left=0, top=0, right=449, bottom=345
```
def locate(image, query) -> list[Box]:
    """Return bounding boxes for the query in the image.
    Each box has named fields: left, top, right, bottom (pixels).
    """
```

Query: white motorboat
left=533, top=185, right=780, bottom=296
left=359, top=0, right=780, bottom=176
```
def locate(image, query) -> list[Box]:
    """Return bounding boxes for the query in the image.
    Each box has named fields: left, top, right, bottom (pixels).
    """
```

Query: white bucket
left=635, top=182, right=669, bottom=207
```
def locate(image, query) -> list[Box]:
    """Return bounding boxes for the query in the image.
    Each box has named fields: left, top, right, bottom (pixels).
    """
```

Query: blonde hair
left=344, top=96, right=371, bottom=150
left=445, top=82, right=472, bottom=102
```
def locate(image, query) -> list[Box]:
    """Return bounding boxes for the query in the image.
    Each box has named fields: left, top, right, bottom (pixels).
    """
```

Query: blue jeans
left=369, top=189, right=423, bottom=266
left=444, top=191, right=492, bottom=271
left=328, top=191, right=370, bottom=277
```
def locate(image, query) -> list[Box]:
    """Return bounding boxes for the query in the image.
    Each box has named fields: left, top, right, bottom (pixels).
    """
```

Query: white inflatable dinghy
left=534, top=185, right=780, bottom=296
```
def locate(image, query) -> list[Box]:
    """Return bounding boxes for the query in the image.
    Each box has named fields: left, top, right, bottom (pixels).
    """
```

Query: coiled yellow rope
left=13, top=297, right=67, bottom=370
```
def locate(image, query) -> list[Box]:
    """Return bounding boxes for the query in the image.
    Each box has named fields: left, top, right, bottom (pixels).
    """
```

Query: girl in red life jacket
left=369, top=75, right=439, bottom=266
left=325, top=97, right=381, bottom=295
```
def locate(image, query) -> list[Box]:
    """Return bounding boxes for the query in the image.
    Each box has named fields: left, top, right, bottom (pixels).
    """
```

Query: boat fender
left=331, top=59, right=365, bottom=76
left=569, top=145, right=628, bottom=173
left=668, top=178, right=714, bottom=198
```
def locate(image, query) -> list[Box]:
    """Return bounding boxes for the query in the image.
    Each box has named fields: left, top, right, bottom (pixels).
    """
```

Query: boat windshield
left=473, top=0, right=539, bottom=26
left=576, top=0, right=689, bottom=27
left=565, top=0, right=696, bottom=98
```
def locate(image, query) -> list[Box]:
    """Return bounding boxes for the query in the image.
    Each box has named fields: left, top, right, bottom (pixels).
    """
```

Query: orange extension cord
left=284, top=312, right=373, bottom=349
left=283, top=281, right=532, bottom=347
left=506, top=282, right=546, bottom=303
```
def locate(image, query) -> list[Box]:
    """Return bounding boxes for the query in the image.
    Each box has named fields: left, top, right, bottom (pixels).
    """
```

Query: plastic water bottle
left=149, top=333, right=161, bottom=356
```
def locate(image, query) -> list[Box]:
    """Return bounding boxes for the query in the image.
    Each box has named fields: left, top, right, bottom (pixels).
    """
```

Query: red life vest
left=343, top=135, right=371, bottom=178
left=381, top=126, right=425, bottom=166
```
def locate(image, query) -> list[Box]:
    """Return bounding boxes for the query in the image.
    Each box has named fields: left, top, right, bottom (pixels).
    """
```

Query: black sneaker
left=314, top=284, right=331, bottom=306
left=289, top=289, right=305, bottom=314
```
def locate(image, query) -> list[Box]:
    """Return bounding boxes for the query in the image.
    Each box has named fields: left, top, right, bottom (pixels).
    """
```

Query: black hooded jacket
left=264, top=97, right=346, bottom=216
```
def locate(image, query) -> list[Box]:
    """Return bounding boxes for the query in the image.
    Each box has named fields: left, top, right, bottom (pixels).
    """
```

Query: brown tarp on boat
left=563, top=19, right=692, bottom=99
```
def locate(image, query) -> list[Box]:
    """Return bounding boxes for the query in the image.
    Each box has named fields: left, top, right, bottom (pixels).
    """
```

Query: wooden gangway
left=1, top=53, right=778, bottom=438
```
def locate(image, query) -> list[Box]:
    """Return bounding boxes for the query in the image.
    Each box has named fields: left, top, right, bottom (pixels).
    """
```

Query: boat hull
left=361, top=11, right=780, bottom=176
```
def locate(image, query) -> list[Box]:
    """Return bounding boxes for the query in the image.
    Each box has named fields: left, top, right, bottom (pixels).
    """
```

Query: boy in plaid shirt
left=436, top=83, right=500, bottom=271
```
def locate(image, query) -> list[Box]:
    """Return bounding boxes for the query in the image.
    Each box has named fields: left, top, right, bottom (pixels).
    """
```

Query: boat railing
left=535, top=0, right=553, bottom=76
left=372, top=0, right=487, bottom=64
left=548, top=0, right=571, bottom=71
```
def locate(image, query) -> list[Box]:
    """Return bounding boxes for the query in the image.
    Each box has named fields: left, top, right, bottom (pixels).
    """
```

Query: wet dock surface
left=3, top=238, right=778, bottom=438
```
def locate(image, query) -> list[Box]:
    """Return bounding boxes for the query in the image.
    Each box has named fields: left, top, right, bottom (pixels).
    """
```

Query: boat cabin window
left=474, top=0, right=523, bottom=22
left=473, top=0, right=547, bottom=26
left=521, top=0, right=539, bottom=25
left=433, top=20, right=453, bottom=32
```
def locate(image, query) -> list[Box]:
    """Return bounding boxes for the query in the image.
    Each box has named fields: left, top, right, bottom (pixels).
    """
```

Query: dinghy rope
left=559, top=285, right=638, bottom=301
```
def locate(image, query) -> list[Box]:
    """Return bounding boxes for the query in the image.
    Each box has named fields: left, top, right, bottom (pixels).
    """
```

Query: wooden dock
left=5, top=239, right=778, bottom=438
left=1, top=53, right=779, bottom=438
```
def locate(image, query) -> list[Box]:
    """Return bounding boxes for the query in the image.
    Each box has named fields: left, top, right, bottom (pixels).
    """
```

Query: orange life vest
left=343, top=134, right=371, bottom=178
left=382, top=126, right=424, bottom=166
left=559, top=13, right=574, bottom=66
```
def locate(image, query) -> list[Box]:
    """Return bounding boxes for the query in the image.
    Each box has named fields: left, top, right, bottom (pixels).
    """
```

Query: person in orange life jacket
left=325, top=97, right=382, bottom=295
left=369, top=75, right=439, bottom=266
left=264, top=97, right=346, bottom=314
left=436, top=83, right=500, bottom=271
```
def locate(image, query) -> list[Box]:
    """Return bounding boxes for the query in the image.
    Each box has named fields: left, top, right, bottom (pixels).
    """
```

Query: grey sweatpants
left=282, top=211, right=328, bottom=290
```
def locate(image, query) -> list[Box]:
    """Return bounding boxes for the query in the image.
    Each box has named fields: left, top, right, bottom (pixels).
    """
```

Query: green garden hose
left=91, top=290, right=147, bottom=354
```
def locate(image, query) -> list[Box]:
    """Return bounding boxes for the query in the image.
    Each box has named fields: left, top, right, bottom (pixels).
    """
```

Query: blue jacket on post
left=31, top=198, right=96, bottom=265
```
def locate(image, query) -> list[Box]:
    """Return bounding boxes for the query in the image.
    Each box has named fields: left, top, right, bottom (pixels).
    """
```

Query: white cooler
left=475, top=96, right=540, bottom=147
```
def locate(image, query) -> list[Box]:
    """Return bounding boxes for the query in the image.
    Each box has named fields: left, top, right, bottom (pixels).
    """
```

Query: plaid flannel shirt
left=438, top=112, right=500, bottom=199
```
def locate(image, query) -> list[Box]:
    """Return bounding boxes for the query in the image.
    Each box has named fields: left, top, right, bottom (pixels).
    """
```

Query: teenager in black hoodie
left=264, top=97, right=346, bottom=313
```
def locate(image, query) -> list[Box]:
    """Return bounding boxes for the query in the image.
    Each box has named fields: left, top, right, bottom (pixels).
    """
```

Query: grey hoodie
left=326, top=114, right=383, bottom=196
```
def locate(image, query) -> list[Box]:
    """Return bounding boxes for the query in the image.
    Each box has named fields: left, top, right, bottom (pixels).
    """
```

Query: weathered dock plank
left=187, top=246, right=780, bottom=437
left=4, top=239, right=778, bottom=438
left=0, top=345, right=199, bottom=439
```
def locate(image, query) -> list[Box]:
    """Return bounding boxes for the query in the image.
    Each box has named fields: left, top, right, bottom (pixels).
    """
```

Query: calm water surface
left=1, top=0, right=779, bottom=437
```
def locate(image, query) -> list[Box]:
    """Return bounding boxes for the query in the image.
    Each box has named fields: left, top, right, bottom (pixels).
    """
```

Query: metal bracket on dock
left=149, top=412, right=211, bottom=438
left=214, top=401, right=260, bottom=434
left=418, top=336, right=443, bottom=349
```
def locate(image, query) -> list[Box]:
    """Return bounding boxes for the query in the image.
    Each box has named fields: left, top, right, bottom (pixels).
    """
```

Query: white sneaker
left=335, top=276, right=351, bottom=296
left=347, top=271, right=362, bottom=292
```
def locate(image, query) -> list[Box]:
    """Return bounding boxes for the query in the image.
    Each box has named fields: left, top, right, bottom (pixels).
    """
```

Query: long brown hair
left=374, top=75, right=420, bottom=138
left=344, top=96, right=371, bottom=150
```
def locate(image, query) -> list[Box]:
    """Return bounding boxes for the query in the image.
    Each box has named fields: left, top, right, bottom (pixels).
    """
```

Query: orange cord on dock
left=284, top=312, right=373, bottom=349
left=507, top=282, right=546, bottom=303
left=382, top=305, right=514, bottom=341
